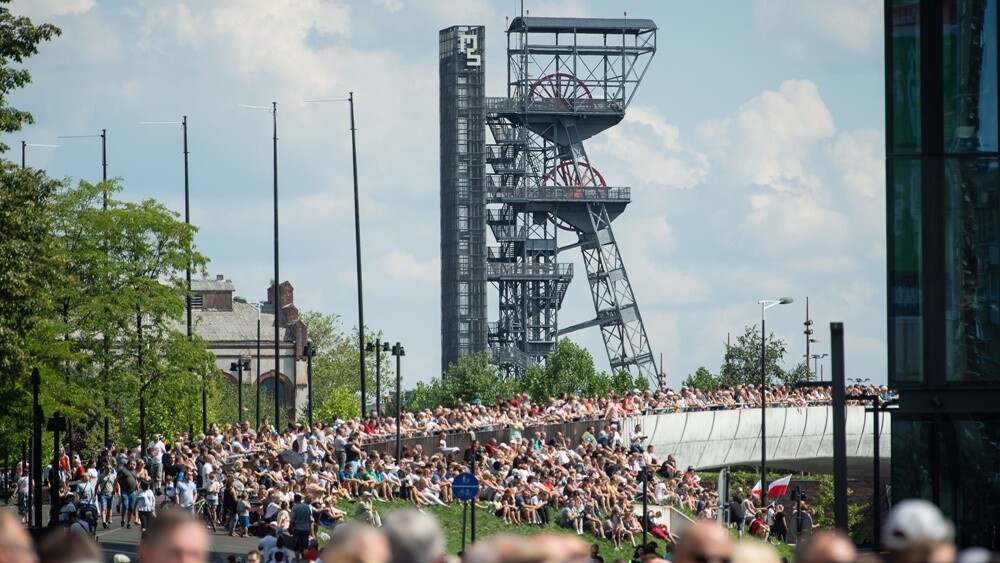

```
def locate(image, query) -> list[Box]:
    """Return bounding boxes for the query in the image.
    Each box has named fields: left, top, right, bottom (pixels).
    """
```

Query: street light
left=809, top=353, right=829, bottom=379
left=230, top=358, right=251, bottom=425
left=757, top=296, right=793, bottom=506
left=58, top=129, right=110, bottom=446
left=303, top=341, right=317, bottom=427
left=390, top=342, right=405, bottom=462
left=239, top=102, right=281, bottom=431
left=305, top=93, right=367, bottom=418
left=20, top=141, right=59, bottom=168
left=234, top=297, right=264, bottom=428
left=141, top=117, right=199, bottom=429
left=365, top=339, right=390, bottom=416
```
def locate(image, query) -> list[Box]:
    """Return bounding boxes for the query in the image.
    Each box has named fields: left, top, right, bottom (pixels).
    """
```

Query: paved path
left=3, top=504, right=259, bottom=563
left=93, top=519, right=259, bottom=563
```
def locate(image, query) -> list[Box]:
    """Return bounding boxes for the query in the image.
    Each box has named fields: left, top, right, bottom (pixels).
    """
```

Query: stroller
left=56, top=493, right=100, bottom=542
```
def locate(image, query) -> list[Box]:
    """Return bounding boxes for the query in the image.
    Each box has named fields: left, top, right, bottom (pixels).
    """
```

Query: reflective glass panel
left=890, top=159, right=924, bottom=384
left=943, top=0, right=999, bottom=152
left=944, top=158, right=1000, bottom=381
left=891, top=0, right=922, bottom=153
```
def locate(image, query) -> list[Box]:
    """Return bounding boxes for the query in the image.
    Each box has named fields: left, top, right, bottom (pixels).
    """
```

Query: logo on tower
left=459, top=33, right=481, bottom=67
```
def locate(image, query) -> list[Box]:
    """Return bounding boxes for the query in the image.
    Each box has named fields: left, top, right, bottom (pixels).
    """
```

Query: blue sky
left=10, top=0, right=886, bottom=387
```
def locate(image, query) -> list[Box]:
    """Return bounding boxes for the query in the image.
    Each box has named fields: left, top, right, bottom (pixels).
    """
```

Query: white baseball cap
left=881, top=499, right=955, bottom=550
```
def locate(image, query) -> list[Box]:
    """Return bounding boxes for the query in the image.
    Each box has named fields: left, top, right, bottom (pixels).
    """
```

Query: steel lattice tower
left=483, top=16, right=660, bottom=383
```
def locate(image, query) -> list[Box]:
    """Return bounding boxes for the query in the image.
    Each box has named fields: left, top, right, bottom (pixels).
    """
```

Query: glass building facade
left=887, top=0, right=1000, bottom=548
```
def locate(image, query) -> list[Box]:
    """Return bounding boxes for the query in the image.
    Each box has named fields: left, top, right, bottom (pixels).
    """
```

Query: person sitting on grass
left=749, top=510, right=770, bottom=541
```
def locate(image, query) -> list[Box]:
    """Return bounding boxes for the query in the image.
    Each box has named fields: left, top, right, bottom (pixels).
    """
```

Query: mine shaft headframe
left=505, top=16, right=657, bottom=110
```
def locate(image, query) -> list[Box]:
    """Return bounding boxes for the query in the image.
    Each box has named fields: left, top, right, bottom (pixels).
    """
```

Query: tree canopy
left=0, top=1, right=60, bottom=150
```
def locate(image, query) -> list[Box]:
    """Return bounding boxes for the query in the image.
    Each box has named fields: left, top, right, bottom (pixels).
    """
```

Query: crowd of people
left=315, top=382, right=894, bottom=444
left=0, top=491, right=975, bottom=563
left=3, top=383, right=908, bottom=563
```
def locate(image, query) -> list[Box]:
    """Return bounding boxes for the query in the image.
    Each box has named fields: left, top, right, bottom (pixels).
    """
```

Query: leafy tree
left=441, top=350, right=514, bottom=407
left=719, top=324, right=789, bottom=388
left=782, top=362, right=811, bottom=386
left=0, top=163, right=64, bottom=382
left=0, top=2, right=61, bottom=149
left=683, top=366, right=721, bottom=391
left=522, top=340, right=642, bottom=399
left=298, top=311, right=393, bottom=422
left=813, top=475, right=867, bottom=532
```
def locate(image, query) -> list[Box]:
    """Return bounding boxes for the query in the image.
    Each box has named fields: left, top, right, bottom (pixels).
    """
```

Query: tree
left=813, top=475, right=867, bottom=532
left=0, top=2, right=61, bottom=149
left=443, top=350, right=513, bottom=406
left=782, top=362, right=811, bottom=386
left=719, top=325, right=789, bottom=387
left=683, top=366, right=721, bottom=391
left=522, top=339, right=637, bottom=400
left=0, top=162, right=64, bottom=382
left=409, top=351, right=514, bottom=410
left=298, top=311, right=393, bottom=422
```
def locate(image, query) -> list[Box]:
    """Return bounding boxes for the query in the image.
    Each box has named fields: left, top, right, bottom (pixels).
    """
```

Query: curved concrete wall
left=626, top=406, right=890, bottom=475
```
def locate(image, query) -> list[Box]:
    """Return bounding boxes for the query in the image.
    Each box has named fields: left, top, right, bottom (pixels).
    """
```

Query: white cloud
left=377, top=251, right=438, bottom=285
left=14, top=0, right=95, bottom=19
left=589, top=105, right=710, bottom=191
left=697, top=79, right=835, bottom=193
left=754, top=0, right=882, bottom=65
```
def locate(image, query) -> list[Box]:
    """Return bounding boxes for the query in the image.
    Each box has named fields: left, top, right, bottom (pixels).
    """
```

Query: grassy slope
left=334, top=499, right=639, bottom=561
left=333, top=499, right=796, bottom=561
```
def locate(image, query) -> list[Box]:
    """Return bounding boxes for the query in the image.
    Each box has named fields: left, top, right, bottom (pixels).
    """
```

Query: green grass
left=330, top=498, right=796, bottom=561
left=332, top=499, right=647, bottom=561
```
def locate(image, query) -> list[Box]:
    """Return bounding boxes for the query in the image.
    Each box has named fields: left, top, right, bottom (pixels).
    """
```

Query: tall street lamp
left=240, top=102, right=281, bottom=431
left=304, top=93, right=367, bottom=417
left=366, top=339, right=389, bottom=416
left=20, top=141, right=59, bottom=168
left=303, top=341, right=317, bottom=427
left=231, top=358, right=251, bottom=425
left=59, top=130, right=109, bottom=445
left=809, top=353, right=829, bottom=378
left=235, top=297, right=264, bottom=428
left=757, top=296, right=793, bottom=506
left=141, top=117, right=199, bottom=429
left=390, top=342, right=405, bottom=463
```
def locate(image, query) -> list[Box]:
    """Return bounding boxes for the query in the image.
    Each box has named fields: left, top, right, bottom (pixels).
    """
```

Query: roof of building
left=191, top=278, right=236, bottom=292
left=508, top=16, right=657, bottom=34
left=193, top=300, right=293, bottom=343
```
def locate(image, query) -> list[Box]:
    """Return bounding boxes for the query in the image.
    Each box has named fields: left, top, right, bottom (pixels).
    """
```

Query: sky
left=9, top=0, right=887, bottom=388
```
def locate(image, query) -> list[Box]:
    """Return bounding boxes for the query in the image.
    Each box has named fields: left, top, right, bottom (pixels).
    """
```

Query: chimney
left=216, top=274, right=224, bottom=281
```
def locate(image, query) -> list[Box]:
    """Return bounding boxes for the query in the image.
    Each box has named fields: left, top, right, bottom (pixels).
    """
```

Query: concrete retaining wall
left=625, top=406, right=890, bottom=474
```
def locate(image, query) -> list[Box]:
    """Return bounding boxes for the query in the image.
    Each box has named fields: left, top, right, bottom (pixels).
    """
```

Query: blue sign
left=452, top=472, right=480, bottom=501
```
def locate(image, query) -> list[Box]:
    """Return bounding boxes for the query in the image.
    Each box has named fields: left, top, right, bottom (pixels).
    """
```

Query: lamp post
left=31, top=368, right=42, bottom=529
left=235, top=297, right=264, bottom=428
left=304, top=93, right=367, bottom=417
left=810, top=353, right=829, bottom=379
left=757, top=296, right=793, bottom=506
left=239, top=102, right=281, bottom=431
left=390, top=342, right=405, bottom=462
left=303, top=341, right=317, bottom=427
left=365, top=339, right=390, bottom=416
left=46, top=411, right=66, bottom=524
left=141, top=117, right=199, bottom=429
left=231, top=358, right=251, bottom=425
left=20, top=141, right=59, bottom=169
left=58, top=129, right=109, bottom=445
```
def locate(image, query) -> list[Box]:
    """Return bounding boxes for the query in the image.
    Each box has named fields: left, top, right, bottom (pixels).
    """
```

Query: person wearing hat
left=881, top=499, right=956, bottom=561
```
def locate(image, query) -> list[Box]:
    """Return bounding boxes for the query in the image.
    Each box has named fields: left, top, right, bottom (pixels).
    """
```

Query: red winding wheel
left=541, top=161, right=607, bottom=188
left=528, top=72, right=592, bottom=102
